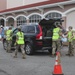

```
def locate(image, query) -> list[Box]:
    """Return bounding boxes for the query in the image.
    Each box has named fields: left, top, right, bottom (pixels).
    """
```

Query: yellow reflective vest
left=73, top=31, right=75, bottom=40
left=68, top=30, right=73, bottom=42
left=6, top=30, right=12, bottom=40
left=52, top=27, right=60, bottom=41
left=16, top=31, right=24, bottom=44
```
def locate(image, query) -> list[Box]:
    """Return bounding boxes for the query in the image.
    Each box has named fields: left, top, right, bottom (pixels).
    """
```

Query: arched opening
left=0, top=19, right=5, bottom=26
left=44, top=11, right=65, bottom=28
left=45, top=12, right=62, bottom=19
left=7, top=18, right=14, bottom=26
left=29, top=14, right=42, bottom=23
left=6, top=16, right=15, bottom=27
left=16, top=16, right=26, bottom=26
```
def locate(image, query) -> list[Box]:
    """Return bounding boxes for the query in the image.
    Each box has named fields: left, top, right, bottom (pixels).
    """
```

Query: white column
left=14, top=19, right=17, bottom=28
left=62, top=16, right=66, bottom=29
left=26, top=19, right=29, bottom=24
left=6, top=19, right=8, bottom=26
left=4, top=19, right=6, bottom=27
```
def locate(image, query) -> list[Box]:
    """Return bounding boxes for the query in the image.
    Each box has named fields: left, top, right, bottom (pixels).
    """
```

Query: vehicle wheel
left=25, top=43, right=34, bottom=55
left=3, top=40, right=7, bottom=50
left=48, top=49, right=52, bottom=55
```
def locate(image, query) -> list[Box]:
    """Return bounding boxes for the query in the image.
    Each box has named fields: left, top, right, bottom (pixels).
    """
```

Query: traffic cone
left=52, top=52, right=64, bottom=75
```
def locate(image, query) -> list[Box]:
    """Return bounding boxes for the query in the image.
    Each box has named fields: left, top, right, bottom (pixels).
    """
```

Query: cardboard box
left=62, top=42, right=69, bottom=46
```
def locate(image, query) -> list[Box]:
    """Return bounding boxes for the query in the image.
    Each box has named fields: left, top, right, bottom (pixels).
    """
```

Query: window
left=13, top=29, right=18, bottom=34
left=21, top=26, right=28, bottom=33
left=0, top=19, right=4, bottom=26
left=27, top=26, right=35, bottom=33
left=45, top=12, right=62, bottom=19
left=29, top=15, right=42, bottom=23
left=17, top=16, right=26, bottom=26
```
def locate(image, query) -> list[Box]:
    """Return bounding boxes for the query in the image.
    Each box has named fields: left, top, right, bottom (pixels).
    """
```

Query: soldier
left=6, top=26, right=12, bottom=53
left=13, top=28, right=26, bottom=59
left=66, top=26, right=74, bottom=56
left=71, top=31, right=75, bottom=56
left=52, top=23, right=62, bottom=57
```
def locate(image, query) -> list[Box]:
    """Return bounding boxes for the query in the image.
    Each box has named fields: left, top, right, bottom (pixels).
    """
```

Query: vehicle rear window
left=27, top=26, right=35, bottom=33
left=21, top=26, right=28, bottom=33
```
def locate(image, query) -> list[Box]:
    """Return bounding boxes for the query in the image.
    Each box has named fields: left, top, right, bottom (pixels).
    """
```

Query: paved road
left=0, top=41, right=75, bottom=75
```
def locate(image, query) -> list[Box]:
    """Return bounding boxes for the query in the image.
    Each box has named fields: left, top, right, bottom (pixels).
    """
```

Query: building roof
left=0, top=0, right=69, bottom=13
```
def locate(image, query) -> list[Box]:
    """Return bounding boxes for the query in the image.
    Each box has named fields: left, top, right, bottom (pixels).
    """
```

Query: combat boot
left=51, top=54, right=55, bottom=58
left=69, top=54, right=74, bottom=56
left=13, top=52, right=17, bottom=58
left=66, top=53, right=70, bottom=56
left=8, top=50, right=12, bottom=53
left=22, top=53, right=26, bottom=59
left=6, top=50, right=8, bottom=53
left=13, top=55, right=17, bottom=58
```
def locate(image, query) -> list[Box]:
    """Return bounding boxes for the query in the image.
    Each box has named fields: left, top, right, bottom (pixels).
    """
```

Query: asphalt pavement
left=0, top=41, right=75, bottom=75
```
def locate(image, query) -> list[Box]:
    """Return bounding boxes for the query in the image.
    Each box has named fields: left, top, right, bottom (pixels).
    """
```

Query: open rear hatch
left=39, top=19, right=55, bottom=48
left=39, top=18, right=64, bottom=48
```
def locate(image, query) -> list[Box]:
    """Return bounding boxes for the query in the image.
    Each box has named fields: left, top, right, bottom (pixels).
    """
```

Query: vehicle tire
left=3, top=40, right=7, bottom=50
left=48, top=49, right=52, bottom=55
left=25, top=43, right=34, bottom=55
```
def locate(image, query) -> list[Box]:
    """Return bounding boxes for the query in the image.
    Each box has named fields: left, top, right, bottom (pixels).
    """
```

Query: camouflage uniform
left=52, top=39, right=61, bottom=55
left=14, top=44, right=25, bottom=58
left=6, top=40, right=12, bottom=52
left=52, top=27, right=62, bottom=57
left=67, top=26, right=74, bottom=56
left=71, top=31, right=75, bottom=56
left=68, top=42, right=74, bottom=56
left=6, top=27, right=12, bottom=53
left=14, top=28, right=26, bottom=59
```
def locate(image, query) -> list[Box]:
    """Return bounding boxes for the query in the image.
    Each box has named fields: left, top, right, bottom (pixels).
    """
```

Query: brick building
left=0, top=0, right=75, bottom=30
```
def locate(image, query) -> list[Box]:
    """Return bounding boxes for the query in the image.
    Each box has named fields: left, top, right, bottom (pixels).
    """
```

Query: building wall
left=7, top=0, right=24, bottom=9
left=7, top=0, right=48, bottom=9
left=24, top=0, right=48, bottom=5
left=0, top=0, right=6, bottom=11
left=1, top=0, right=75, bottom=29
left=66, top=10, right=75, bottom=30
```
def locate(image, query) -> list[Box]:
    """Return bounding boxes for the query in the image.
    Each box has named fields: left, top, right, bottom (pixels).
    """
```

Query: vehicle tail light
left=36, top=25, right=42, bottom=40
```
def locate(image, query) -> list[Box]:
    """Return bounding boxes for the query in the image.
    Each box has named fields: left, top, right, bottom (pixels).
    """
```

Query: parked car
left=3, top=18, right=63, bottom=55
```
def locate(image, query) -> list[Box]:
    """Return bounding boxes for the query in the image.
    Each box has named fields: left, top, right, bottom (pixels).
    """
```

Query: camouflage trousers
left=68, top=40, right=75, bottom=56
left=6, top=40, right=12, bottom=52
left=14, top=44, right=25, bottom=58
left=52, top=40, right=61, bottom=55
